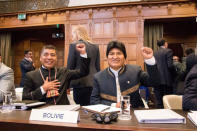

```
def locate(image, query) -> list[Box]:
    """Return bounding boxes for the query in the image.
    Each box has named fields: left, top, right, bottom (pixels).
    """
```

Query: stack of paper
left=42, top=105, right=80, bottom=111
left=134, top=109, right=186, bottom=123
left=13, top=101, right=46, bottom=110
left=82, top=104, right=120, bottom=113
left=188, top=111, right=197, bottom=126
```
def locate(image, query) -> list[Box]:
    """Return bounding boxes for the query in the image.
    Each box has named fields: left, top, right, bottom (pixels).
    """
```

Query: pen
left=101, top=107, right=110, bottom=113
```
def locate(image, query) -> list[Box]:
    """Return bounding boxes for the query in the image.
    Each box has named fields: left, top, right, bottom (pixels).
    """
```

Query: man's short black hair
left=106, top=41, right=127, bottom=59
left=41, top=45, right=56, bottom=55
left=24, top=50, right=31, bottom=55
left=185, top=48, right=194, bottom=56
left=157, top=39, right=166, bottom=47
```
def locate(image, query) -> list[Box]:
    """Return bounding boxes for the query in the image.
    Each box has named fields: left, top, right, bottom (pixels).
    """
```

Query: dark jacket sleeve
left=183, top=65, right=197, bottom=110
left=95, top=46, right=100, bottom=72
left=22, top=72, right=43, bottom=100
left=167, top=49, right=176, bottom=76
left=20, top=60, right=35, bottom=71
left=90, top=75, right=112, bottom=106
left=69, top=57, right=90, bottom=80
left=67, top=44, right=77, bottom=70
left=90, top=76, right=101, bottom=105
left=167, top=49, right=174, bottom=69
left=140, top=64, right=160, bottom=87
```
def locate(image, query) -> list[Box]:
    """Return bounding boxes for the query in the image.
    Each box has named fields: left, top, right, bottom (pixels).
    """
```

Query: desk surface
left=0, top=109, right=196, bottom=131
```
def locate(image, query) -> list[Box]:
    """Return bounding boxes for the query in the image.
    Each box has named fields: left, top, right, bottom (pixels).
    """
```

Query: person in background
left=173, top=56, right=182, bottom=73
left=183, top=64, right=197, bottom=110
left=183, top=46, right=197, bottom=110
left=174, top=48, right=195, bottom=95
left=90, top=41, right=159, bottom=108
left=0, top=52, right=16, bottom=102
left=154, top=39, right=175, bottom=108
left=186, top=47, right=197, bottom=73
left=173, top=55, right=184, bottom=94
left=22, top=44, right=90, bottom=105
left=20, top=50, right=35, bottom=87
left=67, top=26, right=100, bottom=106
left=181, top=48, right=194, bottom=71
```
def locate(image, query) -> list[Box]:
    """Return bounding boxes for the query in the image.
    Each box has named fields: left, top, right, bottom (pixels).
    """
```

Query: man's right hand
left=76, top=43, right=86, bottom=55
left=42, top=77, right=60, bottom=92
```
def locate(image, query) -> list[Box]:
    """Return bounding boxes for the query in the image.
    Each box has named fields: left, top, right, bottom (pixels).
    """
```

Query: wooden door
left=13, top=40, right=45, bottom=86
left=30, top=40, right=45, bottom=69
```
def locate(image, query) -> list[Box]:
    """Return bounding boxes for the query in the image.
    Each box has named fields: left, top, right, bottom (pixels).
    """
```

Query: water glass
left=118, top=95, right=131, bottom=120
left=2, top=91, right=13, bottom=112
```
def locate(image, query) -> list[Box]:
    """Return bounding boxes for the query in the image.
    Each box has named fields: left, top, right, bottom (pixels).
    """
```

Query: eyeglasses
left=91, top=112, right=118, bottom=124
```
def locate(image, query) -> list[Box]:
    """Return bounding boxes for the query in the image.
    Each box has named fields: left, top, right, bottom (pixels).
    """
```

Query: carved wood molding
left=0, top=0, right=191, bottom=17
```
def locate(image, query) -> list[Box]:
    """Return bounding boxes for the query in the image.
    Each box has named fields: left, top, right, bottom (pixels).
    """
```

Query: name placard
left=29, top=109, right=79, bottom=123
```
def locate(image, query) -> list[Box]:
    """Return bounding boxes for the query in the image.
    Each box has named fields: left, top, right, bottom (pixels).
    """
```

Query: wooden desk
left=0, top=109, right=195, bottom=131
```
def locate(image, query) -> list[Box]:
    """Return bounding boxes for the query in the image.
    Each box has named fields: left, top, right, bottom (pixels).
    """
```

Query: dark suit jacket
left=186, top=53, right=197, bottom=73
left=90, top=64, right=160, bottom=108
left=20, top=58, right=35, bottom=87
left=183, top=64, right=197, bottom=110
left=67, top=41, right=100, bottom=88
left=154, top=47, right=174, bottom=86
left=22, top=57, right=90, bottom=105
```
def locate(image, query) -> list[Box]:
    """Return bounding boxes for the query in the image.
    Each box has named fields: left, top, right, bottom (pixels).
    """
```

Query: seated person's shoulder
left=126, top=64, right=141, bottom=72
left=25, top=69, right=39, bottom=77
left=187, top=65, right=197, bottom=77
left=94, top=69, right=107, bottom=78
left=1, top=64, right=13, bottom=73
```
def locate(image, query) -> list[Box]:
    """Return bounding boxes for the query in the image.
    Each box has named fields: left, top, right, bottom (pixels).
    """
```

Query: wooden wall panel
left=69, top=10, right=89, bottom=20
left=143, top=6, right=168, bottom=18
left=128, top=61, right=137, bottom=65
left=116, top=18, right=137, bottom=37
left=127, top=44, right=137, bottom=61
left=143, top=3, right=197, bottom=19
left=92, top=39, right=111, bottom=69
left=46, top=13, right=66, bottom=23
left=116, top=7, right=138, bottom=18
left=103, top=20, right=113, bottom=37
left=170, top=3, right=196, bottom=16
left=93, top=8, right=113, bottom=19
left=92, top=19, right=113, bottom=38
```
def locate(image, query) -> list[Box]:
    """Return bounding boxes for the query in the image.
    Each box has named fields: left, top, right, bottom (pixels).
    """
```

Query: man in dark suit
left=91, top=41, right=160, bottom=108
left=183, top=64, right=197, bottom=110
left=154, top=39, right=175, bottom=108
left=22, top=44, right=90, bottom=105
left=20, top=50, right=35, bottom=87
left=186, top=52, right=197, bottom=74
left=67, top=26, right=100, bottom=106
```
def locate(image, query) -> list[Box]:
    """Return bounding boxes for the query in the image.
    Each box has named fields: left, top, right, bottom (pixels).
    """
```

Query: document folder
left=188, top=112, right=197, bottom=126
left=82, top=104, right=120, bottom=114
left=134, top=109, right=186, bottom=124
left=13, top=100, right=46, bottom=110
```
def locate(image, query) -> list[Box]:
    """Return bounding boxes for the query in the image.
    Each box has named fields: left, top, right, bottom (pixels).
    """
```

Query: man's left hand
left=76, top=43, right=86, bottom=55
left=141, top=47, right=153, bottom=59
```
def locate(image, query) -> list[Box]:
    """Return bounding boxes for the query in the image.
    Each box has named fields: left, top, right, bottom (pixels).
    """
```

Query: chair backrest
left=163, top=95, right=182, bottom=109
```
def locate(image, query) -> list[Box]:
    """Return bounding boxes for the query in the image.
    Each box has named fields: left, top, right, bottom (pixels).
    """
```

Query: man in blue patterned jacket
left=90, top=41, right=159, bottom=108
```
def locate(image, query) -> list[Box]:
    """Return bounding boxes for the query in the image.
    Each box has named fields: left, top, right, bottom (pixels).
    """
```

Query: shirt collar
left=24, top=57, right=31, bottom=62
left=41, top=65, right=55, bottom=71
left=110, top=67, right=122, bottom=77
